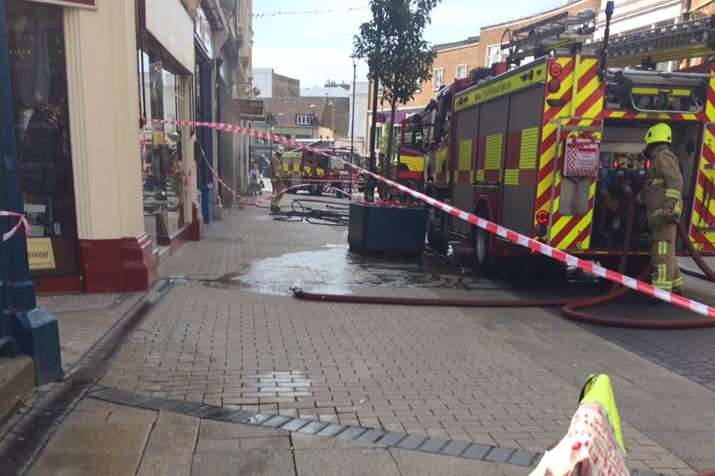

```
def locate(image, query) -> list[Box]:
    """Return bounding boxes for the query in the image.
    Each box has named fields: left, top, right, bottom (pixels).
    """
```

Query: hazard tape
left=152, top=118, right=715, bottom=319
left=0, top=210, right=31, bottom=242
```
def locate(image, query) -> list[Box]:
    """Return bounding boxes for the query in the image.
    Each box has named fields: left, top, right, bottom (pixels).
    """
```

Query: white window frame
left=486, top=44, right=505, bottom=67
left=296, top=114, right=312, bottom=126
left=433, top=67, right=444, bottom=91
left=456, top=63, right=468, bottom=79
left=415, top=79, right=423, bottom=94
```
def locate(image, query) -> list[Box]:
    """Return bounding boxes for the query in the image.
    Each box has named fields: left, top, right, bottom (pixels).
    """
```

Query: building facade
left=0, top=0, right=252, bottom=294
left=252, top=68, right=300, bottom=98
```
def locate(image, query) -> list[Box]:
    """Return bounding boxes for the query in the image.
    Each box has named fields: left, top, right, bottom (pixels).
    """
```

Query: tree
left=354, top=0, right=440, bottom=193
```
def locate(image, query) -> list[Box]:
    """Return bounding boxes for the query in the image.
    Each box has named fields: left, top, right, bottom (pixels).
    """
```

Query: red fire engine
left=423, top=12, right=715, bottom=267
left=282, top=147, right=361, bottom=196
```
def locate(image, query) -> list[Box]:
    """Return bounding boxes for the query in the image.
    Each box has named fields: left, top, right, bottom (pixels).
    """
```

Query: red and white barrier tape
left=0, top=210, right=31, bottom=242
left=152, top=118, right=715, bottom=319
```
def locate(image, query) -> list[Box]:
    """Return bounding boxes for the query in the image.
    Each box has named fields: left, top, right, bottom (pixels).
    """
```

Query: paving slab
left=294, top=448, right=401, bottom=476
left=191, top=449, right=294, bottom=476
left=390, top=448, right=527, bottom=476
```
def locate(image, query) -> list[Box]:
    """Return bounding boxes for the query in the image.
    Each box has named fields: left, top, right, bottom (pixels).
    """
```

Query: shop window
left=139, top=56, right=186, bottom=247
left=6, top=1, right=78, bottom=277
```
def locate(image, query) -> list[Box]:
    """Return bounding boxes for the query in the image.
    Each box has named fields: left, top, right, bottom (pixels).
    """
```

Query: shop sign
left=237, top=99, right=265, bottom=119
left=26, top=0, right=97, bottom=9
left=28, top=238, right=56, bottom=271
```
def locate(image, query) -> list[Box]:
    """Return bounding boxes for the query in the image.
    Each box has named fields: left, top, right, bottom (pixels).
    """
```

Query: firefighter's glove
left=661, top=207, right=680, bottom=223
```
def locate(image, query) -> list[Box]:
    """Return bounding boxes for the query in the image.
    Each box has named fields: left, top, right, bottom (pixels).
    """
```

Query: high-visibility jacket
left=271, top=153, right=283, bottom=180
left=642, top=144, right=683, bottom=218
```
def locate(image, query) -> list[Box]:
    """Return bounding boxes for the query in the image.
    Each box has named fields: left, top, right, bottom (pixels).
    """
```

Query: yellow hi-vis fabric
left=579, top=374, right=625, bottom=453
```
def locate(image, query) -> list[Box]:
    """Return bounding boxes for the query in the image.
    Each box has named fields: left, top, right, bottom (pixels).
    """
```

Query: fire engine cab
left=424, top=10, right=715, bottom=267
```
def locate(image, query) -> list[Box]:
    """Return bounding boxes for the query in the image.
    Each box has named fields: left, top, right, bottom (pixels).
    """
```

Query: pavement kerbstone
left=462, top=443, right=494, bottom=461
left=317, top=423, right=347, bottom=438
left=396, top=434, right=428, bottom=450
left=354, top=429, right=385, bottom=444
left=439, top=440, right=471, bottom=457
left=281, top=418, right=311, bottom=432
left=484, top=447, right=516, bottom=464
left=336, top=426, right=368, bottom=441
left=418, top=437, right=449, bottom=454
left=298, top=421, right=329, bottom=435
left=507, top=449, right=540, bottom=467
left=261, top=415, right=292, bottom=428
left=375, top=432, right=407, bottom=448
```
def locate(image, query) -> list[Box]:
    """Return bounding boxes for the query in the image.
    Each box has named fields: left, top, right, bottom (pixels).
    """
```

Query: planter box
left=348, top=202, right=427, bottom=255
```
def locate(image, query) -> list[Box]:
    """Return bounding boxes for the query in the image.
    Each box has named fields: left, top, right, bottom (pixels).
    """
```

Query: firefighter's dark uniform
left=270, top=151, right=284, bottom=212
left=642, top=124, right=684, bottom=292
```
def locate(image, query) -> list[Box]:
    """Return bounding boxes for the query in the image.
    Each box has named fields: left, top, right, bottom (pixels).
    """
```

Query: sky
left=252, top=0, right=572, bottom=88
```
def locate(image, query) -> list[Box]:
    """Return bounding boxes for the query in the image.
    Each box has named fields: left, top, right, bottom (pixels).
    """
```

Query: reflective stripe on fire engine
left=632, top=86, right=692, bottom=97
left=519, top=127, right=539, bottom=169
left=475, top=169, right=485, bottom=182
left=504, top=169, right=519, bottom=186
left=317, top=168, right=325, bottom=177
left=455, top=139, right=473, bottom=184
left=691, top=66, right=715, bottom=253
left=485, top=134, right=503, bottom=170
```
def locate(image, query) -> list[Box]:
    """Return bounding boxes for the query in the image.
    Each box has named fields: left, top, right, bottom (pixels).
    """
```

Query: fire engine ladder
left=605, top=15, right=715, bottom=68
left=502, top=10, right=597, bottom=66
left=600, top=17, right=715, bottom=114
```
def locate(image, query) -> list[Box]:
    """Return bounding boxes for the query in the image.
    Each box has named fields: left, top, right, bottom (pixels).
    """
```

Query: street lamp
left=350, top=55, right=357, bottom=159
left=278, top=112, right=284, bottom=137
left=309, top=103, right=316, bottom=140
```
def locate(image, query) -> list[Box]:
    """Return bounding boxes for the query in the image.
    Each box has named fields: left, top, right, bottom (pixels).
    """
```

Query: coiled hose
left=293, top=197, right=715, bottom=329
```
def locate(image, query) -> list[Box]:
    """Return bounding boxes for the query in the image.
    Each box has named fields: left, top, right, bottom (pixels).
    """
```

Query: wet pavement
left=7, top=196, right=715, bottom=475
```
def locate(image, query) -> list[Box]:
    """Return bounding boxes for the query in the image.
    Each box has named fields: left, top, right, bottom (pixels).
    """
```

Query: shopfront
left=139, top=0, right=196, bottom=249
left=3, top=0, right=79, bottom=290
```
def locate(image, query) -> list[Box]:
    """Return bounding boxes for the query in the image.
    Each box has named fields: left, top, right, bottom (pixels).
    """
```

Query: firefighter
left=642, top=123, right=684, bottom=293
left=270, top=146, right=285, bottom=212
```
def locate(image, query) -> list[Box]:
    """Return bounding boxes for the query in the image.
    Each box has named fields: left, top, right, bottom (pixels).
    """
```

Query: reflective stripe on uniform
left=657, top=241, right=668, bottom=256
left=653, top=264, right=672, bottom=290
left=647, top=178, right=664, bottom=185
left=673, top=275, right=684, bottom=289
left=665, top=188, right=681, bottom=200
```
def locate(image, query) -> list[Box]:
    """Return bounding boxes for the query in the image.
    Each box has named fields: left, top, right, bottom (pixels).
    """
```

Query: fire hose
left=293, top=196, right=715, bottom=329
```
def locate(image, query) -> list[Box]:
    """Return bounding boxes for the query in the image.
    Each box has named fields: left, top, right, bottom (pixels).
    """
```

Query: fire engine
left=391, top=111, right=433, bottom=190
left=281, top=147, right=360, bottom=196
left=423, top=10, right=715, bottom=267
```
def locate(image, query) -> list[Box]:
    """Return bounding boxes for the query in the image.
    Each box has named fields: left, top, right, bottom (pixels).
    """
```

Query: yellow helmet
left=644, top=123, right=672, bottom=145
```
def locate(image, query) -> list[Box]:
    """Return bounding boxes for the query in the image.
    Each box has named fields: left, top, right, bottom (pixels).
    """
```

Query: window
left=486, top=44, right=505, bottom=67
left=433, top=68, right=444, bottom=91
left=296, top=114, right=313, bottom=126
left=456, top=64, right=469, bottom=79
left=415, top=79, right=422, bottom=94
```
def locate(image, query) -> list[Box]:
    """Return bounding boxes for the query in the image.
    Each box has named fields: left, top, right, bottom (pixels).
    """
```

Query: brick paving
left=95, top=206, right=706, bottom=474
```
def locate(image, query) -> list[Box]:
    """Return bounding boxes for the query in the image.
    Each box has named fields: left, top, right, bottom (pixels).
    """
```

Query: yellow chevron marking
left=575, top=75, right=600, bottom=110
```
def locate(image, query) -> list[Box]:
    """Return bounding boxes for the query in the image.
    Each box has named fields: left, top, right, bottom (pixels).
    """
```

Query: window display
left=6, top=0, right=78, bottom=275
left=139, top=53, right=185, bottom=247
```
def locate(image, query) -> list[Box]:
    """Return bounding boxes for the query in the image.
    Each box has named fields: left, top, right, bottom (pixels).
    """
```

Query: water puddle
left=212, top=244, right=508, bottom=296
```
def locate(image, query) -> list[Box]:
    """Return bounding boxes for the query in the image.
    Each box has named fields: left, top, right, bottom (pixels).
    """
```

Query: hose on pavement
left=293, top=197, right=715, bottom=329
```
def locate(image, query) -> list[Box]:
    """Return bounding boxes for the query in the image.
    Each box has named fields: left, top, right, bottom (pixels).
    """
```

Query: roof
left=434, top=35, right=480, bottom=51
left=264, top=96, right=350, bottom=136
left=480, top=0, right=588, bottom=31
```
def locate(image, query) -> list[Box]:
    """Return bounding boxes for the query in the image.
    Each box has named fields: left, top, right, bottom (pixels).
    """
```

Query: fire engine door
left=501, top=88, right=543, bottom=236
left=451, top=106, right=479, bottom=234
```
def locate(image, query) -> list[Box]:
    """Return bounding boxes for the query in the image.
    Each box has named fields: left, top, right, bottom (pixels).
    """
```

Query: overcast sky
left=252, top=0, right=572, bottom=88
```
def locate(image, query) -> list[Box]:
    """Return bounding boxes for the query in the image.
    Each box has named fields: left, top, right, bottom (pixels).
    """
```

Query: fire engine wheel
left=473, top=227, right=492, bottom=269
